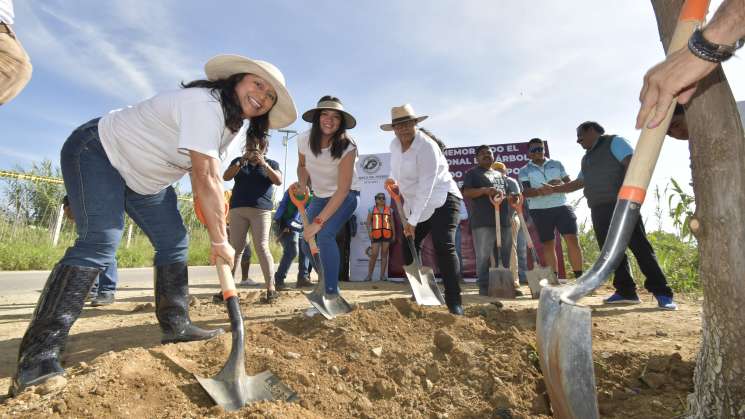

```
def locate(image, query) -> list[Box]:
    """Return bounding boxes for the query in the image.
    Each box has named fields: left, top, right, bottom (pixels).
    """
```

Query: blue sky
left=2, top=0, right=744, bottom=228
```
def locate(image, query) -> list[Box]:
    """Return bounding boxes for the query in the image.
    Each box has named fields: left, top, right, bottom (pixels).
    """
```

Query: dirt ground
left=0, top=277, right=701, bottom=418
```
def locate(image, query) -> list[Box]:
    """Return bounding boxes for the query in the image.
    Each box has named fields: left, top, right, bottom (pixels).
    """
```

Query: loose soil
left=0, top=280, right=701, bottom=418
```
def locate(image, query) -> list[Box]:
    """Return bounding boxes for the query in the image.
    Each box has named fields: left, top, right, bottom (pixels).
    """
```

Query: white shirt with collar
left=389, top=129, right=462, bottom=225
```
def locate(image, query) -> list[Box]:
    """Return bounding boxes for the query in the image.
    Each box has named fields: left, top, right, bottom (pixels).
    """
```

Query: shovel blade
left=403, top=263, right=445, bottom=306
left=304, top=286, right=353, bottom=319
left=536, top=286, right=598, bottom=419
left=196, top=370, right=298, bottom=412
left=488, top=268, right=516, bottom=299
left=526, top=267, right=555, bottom=299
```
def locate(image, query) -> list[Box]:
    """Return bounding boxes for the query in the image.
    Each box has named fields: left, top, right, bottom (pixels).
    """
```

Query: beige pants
left=228, top=207, right=274, bottom=287
left=0, top=29, right=32, bottom=105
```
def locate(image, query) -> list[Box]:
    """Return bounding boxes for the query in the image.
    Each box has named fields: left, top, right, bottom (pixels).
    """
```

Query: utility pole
left=278, top=129, right=298, bottom=191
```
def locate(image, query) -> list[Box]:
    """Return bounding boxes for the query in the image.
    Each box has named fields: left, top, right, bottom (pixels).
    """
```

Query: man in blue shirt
left=518, top=138, right=584, bottom=280
left=557, top=121, right=676, bottom=310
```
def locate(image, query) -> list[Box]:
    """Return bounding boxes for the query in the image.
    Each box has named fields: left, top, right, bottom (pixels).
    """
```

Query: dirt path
left=0, top=271, right=701, bottom=418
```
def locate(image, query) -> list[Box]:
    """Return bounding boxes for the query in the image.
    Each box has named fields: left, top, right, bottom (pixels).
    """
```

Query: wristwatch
left=688, top=27, right=744, bottom=63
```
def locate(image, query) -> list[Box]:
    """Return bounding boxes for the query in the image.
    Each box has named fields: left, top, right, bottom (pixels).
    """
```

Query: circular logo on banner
left=361, top=155, right=382, bottom=174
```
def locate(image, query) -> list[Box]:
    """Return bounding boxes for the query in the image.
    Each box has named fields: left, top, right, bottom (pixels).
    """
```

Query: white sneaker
left=238, top=278, right=260, bottom=287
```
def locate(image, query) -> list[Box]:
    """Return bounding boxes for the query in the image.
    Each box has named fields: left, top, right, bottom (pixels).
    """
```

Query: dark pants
left=590, top=202, right=673, bottom=298
left=335, top=220, right=352, bottom=282
left=403, top=193, right=462, bottom=305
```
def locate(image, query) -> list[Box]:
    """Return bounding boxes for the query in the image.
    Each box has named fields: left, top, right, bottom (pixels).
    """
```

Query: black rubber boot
left=11, top=264, right=101, bottom=396
left=155, top=262, right=224, bottom=344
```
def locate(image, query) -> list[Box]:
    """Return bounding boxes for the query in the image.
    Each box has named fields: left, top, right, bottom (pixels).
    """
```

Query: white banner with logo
left=349, top=152, right=393, bottom=281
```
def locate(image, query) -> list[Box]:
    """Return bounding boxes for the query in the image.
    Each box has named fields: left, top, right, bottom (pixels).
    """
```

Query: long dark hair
left=419, top=127, right=447, bottom=152
left=181, top=73, right=270, bottom=140
left=308, top=95, right=355, bottom=159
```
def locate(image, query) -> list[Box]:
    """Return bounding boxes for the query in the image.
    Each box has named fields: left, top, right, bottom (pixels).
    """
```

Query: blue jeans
left=60, top=119, right=189, bottom=271
left=472, top=224, right=513, bottom=292
left=298, top=237, right=312, bottom=279
left=274, top=230, right=299, bottom=286
left=516, top=226, right=528, bottom=284
left=303, top=191, right=359, bottom=294
left=90, top=262, right=118, bottom=296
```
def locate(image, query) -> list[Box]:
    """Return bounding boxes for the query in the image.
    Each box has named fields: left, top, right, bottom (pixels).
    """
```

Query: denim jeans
left=516, top=226, right=528, bottom=284
left=60, top=119, right=189, bottom=271
left=303, top=191, right=359, bottom=294
left=274, top=230, right=299, bottom=286
left=472, top=224, right=513, bottom=293
left=298, top=237, right=312, bottom=279
left=89, top=262, right=118, bottom=296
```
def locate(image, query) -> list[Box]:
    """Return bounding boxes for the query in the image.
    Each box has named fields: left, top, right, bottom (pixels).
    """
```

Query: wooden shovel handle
left=621, top=0, right=709, bottom=203
left=216, top=257, right=237, bottom=300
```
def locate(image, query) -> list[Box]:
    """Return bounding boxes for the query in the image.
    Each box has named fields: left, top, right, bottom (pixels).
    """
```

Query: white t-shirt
left=0, top=0, right=14, bottom=24
left=297, top=130, right=360, bottom=198
left=389, top=129, right=462, bottom=225
left=99, top=88, right=238, bottom=195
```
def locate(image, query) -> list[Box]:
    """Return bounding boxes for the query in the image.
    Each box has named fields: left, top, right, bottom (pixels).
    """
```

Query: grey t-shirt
left=462, top=166, right=518, bottom=228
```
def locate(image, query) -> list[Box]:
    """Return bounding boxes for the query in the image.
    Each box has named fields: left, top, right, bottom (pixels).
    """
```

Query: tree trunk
left=651, top=1, right=745, bottom=417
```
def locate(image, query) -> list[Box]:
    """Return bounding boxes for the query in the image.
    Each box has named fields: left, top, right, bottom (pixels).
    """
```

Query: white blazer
left=389, top=130, right=461, bottom=225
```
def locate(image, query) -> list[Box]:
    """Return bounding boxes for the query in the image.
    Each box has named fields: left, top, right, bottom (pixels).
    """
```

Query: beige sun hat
left=302, top=96, right=357, bottom=129
left=380, top=104, right=428, bottom=131
left=204, top=54, right=297, bottom=129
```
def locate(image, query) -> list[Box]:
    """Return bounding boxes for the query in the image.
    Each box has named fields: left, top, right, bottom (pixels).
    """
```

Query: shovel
left=195, top=258, right=297, bottom=411
left=385, top=180, right=446, bottom=306
left=510, top=197, right=556, bottom=299
left=289, top=185, right=353, bottom=319
left=535, top=2, right=707, bottom=417
left=488, top=193, right=516, bottom=298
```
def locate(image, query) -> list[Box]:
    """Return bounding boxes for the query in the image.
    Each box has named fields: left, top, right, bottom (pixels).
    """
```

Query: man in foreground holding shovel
left=462, top=145, right=522, bottom=297
left=553, top=121, right=677, bottom=309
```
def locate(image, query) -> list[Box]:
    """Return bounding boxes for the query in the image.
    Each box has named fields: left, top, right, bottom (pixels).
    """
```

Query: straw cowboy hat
left=380, top=104, right=428, bottom=131
left=302, top=96, right=357, bottom=129
left=205, top=54, right=297, bottom=129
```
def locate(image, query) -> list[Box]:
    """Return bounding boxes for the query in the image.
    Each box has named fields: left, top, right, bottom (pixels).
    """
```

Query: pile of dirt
left=0, top=298, right=694, bottom=418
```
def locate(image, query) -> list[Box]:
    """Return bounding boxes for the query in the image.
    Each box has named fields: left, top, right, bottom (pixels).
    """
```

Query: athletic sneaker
left=603, top=293, right=642, bottom=305
left=654, top=295, right=678, bottom=310
left=238, top=278, right=260, bottom=287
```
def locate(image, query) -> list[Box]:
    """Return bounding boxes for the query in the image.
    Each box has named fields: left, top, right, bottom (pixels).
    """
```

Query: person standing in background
left=365, top=192, right=396, bottom=282
left=0, top=0, right=32, bottom=105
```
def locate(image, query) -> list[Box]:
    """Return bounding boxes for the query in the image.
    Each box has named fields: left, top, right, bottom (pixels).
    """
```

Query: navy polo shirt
left=229, top=157, right=280, bottom=210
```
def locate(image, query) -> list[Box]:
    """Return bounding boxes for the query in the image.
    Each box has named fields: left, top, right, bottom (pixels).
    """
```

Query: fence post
left=51, top=203, right=64, bottom=247
left=126, top=222, right=133, bottom=248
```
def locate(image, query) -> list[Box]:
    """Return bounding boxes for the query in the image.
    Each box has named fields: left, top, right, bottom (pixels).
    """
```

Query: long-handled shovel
left=510, top=197, right=555, bottom=299
left=289, top=185, right=353, bottom=319
left=195, top=258, right=297, bottom=411
left=385, top=180, right=445, bottom=306
left=489, top=194, right=516, bottom=298
left=535, top=2, right=708, bottom=417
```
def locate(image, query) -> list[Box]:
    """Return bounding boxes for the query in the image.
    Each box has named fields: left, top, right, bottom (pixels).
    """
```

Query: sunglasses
left=529, top=147, right=544, bottom=153
left=375, top=196, right=385, bottom=200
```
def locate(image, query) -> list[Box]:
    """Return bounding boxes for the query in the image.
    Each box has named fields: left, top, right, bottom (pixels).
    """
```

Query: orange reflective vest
left=371, top=206, right=393, bottom=239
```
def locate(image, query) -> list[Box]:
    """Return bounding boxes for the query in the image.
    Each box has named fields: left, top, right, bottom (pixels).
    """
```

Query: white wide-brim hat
left=380, top=104, right=428, bottom=131
left=301, top=97, right=357, bottom=129
left=205, top=54, right=297, bottom=129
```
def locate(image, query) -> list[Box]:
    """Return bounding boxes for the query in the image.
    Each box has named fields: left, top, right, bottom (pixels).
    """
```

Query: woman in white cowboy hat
left=293, top=95, right=360, bottom=301
left=383, top=104, right=464, bottom=315
left=11, top=54, right=297, bottom=396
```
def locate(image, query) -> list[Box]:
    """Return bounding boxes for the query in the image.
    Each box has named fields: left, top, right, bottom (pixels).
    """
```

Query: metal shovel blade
left=401, top=236, right=446, bottom=306
left=195, top=296, right=297, bottom=411
left=536, top=285, right=597, bottom=418
left=526, top=267, right=555, bottom=299
left=403, top=260, right=445, bottom=306
left=488, top=267, right=516, bottom=299
left=303, top=253, right=353, bottom=319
